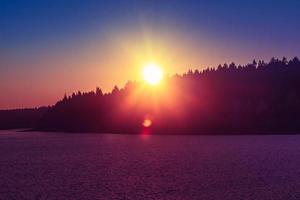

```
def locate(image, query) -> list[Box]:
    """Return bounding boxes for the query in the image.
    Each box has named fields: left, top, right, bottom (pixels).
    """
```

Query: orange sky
left=0, top=25, right=292, bottom=109
left=1, top=26, right=251, bottom=109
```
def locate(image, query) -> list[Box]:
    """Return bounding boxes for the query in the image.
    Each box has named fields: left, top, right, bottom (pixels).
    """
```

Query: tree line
left=1, top=57, right=300, bottom=134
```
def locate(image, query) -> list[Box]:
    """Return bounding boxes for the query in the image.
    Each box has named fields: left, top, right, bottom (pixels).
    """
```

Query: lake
left=0, top=130, right=299, bottom=199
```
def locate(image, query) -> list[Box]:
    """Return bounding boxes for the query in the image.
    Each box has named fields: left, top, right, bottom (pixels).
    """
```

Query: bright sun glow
left=142, top=63, right=163, bottom=85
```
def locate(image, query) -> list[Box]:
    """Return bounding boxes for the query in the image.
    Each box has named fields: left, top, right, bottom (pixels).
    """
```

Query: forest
left=1, top=57, right=300, bottom=134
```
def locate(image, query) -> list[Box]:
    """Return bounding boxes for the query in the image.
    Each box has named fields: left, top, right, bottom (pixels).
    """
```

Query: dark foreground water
left=0, top=131, right=299, bottom=200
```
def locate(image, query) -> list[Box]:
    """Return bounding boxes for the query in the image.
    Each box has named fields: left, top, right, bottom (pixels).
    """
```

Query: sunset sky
left=1, top=0, right=300, bottom=109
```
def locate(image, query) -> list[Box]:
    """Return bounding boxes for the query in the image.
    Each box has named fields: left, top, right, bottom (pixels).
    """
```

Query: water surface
left=0, top=130, right=299, bottom=199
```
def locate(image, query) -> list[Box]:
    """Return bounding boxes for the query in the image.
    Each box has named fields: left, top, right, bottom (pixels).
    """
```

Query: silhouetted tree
left=96, top=87, right=103, bottom=96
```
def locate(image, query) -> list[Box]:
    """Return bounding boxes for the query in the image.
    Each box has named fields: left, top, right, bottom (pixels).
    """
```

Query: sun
left=142, top=63, right=163, bottom=85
